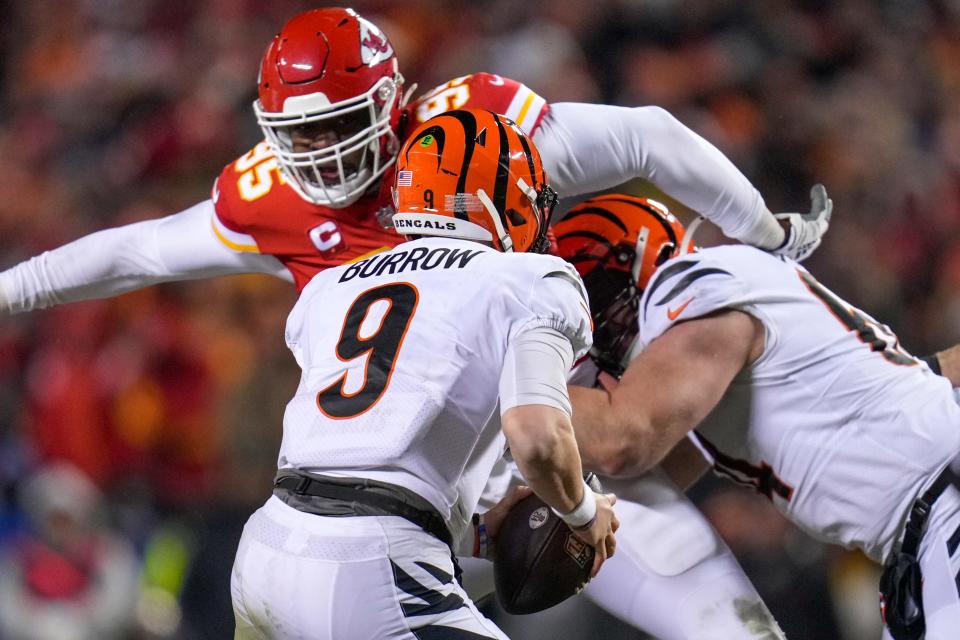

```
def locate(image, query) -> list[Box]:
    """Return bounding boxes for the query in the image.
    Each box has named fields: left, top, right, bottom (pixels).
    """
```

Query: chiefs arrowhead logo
left=362, top=33, right=389, bottom=54
left=358, top=18, right=393, bottom=66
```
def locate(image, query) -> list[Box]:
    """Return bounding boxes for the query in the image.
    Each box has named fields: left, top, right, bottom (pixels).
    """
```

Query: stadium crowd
left=2, top=0, right=959, bottom=637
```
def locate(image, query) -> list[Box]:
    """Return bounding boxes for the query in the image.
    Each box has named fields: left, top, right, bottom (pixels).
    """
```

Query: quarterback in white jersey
left=562, top=199, right=960, bottom=639
left=231, top=109, right=618, bottom=639
left=277, top=241, right=592, bottom=546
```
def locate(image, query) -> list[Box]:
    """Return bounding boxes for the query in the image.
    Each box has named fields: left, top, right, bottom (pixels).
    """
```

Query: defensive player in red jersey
left=0, top=7, right=831, bottom=313
left=0, top=7, right=831, bottom=639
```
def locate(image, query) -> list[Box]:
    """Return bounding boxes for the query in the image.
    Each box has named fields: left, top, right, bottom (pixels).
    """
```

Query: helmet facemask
left=476, top=180, right=557, bottom=253
left=255, top=75, right=402, bottom=208
left=555, top=194, right=692, bottom=378
left=529, top=184, right=559, bottom=254
left=580, top=249, right=640, bottom=378
left=586, top=233, right=685, bottom=377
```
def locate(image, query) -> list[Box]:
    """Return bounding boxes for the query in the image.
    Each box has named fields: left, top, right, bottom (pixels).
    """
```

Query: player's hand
left=571, top=492, right=618, bottom=578
left=482, top=485, right=534, bottom=559
left=771, top=184, right=833, bottom=262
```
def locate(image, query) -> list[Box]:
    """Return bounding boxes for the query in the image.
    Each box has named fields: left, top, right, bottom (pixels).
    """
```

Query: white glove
left=771, top=184, right=833, bottom=262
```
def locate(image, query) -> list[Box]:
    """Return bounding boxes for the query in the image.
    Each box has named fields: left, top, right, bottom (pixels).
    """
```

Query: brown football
left=493, top=493, right=594, bottom=615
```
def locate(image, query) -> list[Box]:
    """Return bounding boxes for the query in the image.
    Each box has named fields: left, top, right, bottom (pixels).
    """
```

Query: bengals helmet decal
left=553, top=195, right=693, bottom=376
left=392, top=109, right=557, bottom=253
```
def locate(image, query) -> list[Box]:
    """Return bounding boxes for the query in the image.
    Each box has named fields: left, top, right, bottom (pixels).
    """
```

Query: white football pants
left=582, top=474, right=784, bottom=640
left=232, top=496, right=508, bottom=640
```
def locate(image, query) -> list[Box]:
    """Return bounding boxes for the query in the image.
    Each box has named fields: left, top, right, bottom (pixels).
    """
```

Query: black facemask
left=581, top=265, right=639, bottom=378
left=528, top=185, right=558, bottom=254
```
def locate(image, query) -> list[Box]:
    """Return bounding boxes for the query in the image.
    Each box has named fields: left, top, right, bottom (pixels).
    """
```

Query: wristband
left=470, top=513, right=490, bottom=559
left=772, top=218, right=792, bottom=251
left=477, top=516, right=489, bottom=559
left=552, top=478, right=597, bottom=528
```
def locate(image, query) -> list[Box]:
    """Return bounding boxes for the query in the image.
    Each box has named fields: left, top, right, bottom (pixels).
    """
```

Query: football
left=493, top=493, right=594, bottom=615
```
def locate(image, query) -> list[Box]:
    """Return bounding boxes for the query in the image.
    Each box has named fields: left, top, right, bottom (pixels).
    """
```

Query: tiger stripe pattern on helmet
left=552, top=194, right=692, bottom=376
left=554, top=194, right=690, bottom=292
left=392, top=108, right=555, bottom=253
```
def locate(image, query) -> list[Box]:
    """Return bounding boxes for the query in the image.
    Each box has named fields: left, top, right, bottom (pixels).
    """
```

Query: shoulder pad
left=214, top=142, right=295, bottom=228
left=640, top=251, right=747, bottom=347
left=409, top=73, right=549, bottom=135
left=519, top=255, right=592, bottom=358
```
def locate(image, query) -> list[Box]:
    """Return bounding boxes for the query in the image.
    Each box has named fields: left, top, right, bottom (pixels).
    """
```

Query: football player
left=541, top=195, right=785, bottom=639
left=560, top=195, right=960, bottom=640
left=0, top=7, right=831, bottom=314
left=0, top=7, right=820, bottom=638
left=231, top=108, right=618, bottom=639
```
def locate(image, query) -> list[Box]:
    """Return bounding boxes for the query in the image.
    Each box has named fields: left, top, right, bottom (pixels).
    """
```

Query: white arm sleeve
left=499, top=325, right=575, bottom=416
left=0, top=200, right=291, bottom=314
left=534, top=102, right=785, bottom=249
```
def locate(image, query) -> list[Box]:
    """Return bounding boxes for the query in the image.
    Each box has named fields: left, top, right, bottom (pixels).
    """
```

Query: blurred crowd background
left=1, top=0, right=959, bottom=637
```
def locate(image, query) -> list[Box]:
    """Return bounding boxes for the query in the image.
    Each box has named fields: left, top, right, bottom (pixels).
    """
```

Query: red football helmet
left=553, top=195, right=694, bottom=375
left=391, top=109, right=556, bottom=253
left=254, top=8, right=404, bottom=208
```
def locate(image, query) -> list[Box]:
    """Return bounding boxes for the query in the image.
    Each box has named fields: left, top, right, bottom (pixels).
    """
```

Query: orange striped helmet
left=553, top=194, right=694, bottom=376
left=391, top=109, right=557, bottom=253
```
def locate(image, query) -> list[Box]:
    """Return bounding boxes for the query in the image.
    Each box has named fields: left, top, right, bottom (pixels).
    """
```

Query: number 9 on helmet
left=390, top=109, right=557, bottom=254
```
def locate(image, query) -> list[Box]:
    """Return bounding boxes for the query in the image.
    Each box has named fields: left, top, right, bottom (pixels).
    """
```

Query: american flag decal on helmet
left=397, top=171, right=413, bottom=186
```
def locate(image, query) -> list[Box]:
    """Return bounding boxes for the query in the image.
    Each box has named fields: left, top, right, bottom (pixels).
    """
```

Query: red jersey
left=211, top=74, right=550, bottom=291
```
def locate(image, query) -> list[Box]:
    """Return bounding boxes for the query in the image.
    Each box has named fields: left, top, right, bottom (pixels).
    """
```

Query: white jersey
left=639, top=245, right=960, bottom=561
left=280, top=237, right=591, bottom=544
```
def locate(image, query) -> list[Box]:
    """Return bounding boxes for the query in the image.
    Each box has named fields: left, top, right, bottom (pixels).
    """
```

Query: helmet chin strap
left=476, top=178, right=541, bottom=253
left=399, top=77, right=417, bottom=109
left=632, top=226, right=650, bottom=284
left=680, top=216, right=705, bottom=255
left=476, top=188, right=514, bottom=252
left=516, top=177, right=538, bottom=204
left=515, top=177, right=547, bottom=249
